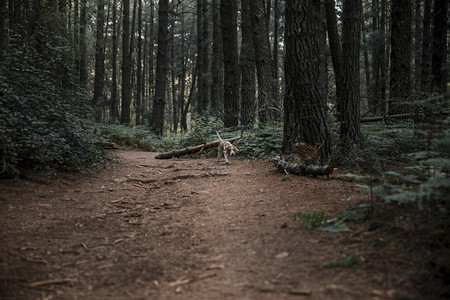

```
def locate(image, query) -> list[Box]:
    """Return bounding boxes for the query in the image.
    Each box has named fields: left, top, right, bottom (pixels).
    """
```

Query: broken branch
left=155, top=136, right=242, bottom=159
left=273, top=156, right=333, bottom=178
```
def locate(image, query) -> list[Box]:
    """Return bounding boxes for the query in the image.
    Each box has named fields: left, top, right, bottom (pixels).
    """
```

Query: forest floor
left=0, top=150, right=445, bottom=299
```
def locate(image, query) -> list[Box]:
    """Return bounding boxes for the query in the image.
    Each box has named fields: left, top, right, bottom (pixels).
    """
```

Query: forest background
left=0, top=0, right=448, bottom=211
left=0, top=0, right=449, bottom=297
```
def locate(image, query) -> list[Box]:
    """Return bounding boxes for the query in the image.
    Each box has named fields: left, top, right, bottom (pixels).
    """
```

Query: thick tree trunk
left=221, top=0, right=239, bottom=128
left=240, top=0, right=256, bottom=126
left=251, top=0, right=276, bottom=123
left=151, top=0, right=169, bottom=135
left=340, top=0, right=362, bottom=147
left=389, top=0, right=412, bottom=114
left=283, top=0, right=331, bottom=161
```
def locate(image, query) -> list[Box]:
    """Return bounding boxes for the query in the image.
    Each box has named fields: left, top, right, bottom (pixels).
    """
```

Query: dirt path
left=1, top=151, right=418, bottom=299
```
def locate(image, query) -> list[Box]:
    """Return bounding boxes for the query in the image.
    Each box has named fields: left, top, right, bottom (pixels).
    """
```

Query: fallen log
left=273, top=156, right=333, bottom=178
left=155, top=136, right=241, bottom=159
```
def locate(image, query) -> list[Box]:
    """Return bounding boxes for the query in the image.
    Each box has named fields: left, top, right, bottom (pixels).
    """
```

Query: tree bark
left=420, top=0, right=432, bottom=93
left=431, top=0, right=448, bottom=93
left=78, top=0, right=87, bottom=87
left=221, top=0, right=239, bottom=128
left=324, top=0, right=344, bottom=122
left=240, top=0, right=256, bottom=126
left=340, top=0, right=362, bottom=147
left=201, top=0, right=210, bottom=114
left=211, top=0, right=223, bottom=118
left=151, top=0, right=169, bottom=135
left=92, top=0, right=106, bottom=122
left=389, top=0, right=412, bottom=114
left=110, top=0, right=120, bottom=122
left=121, top=0, right=132, bottom=124
left=135, top=0, right=143, bottom=125
left=251, top=0, right=276, bottom=123
left=283, top=0, right=331, bottom=161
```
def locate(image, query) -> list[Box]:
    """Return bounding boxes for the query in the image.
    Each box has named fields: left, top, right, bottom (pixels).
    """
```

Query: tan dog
left=217, top=132, right=239, bottom=164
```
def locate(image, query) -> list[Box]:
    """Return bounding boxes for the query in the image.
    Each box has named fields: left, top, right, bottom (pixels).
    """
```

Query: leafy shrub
left=0, top=32, right=108, bottom=177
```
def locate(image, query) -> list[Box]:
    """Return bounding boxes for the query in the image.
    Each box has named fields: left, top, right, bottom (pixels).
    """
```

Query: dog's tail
left=216, top=131, right=222, bottom=141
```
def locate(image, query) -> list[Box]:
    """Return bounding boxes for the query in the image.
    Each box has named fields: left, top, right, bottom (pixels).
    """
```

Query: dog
left=216, top=132, right=239, bottom=164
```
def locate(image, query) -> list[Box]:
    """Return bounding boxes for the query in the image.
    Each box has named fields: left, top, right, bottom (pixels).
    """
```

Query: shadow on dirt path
left=0, top=151, right=419, bottom=299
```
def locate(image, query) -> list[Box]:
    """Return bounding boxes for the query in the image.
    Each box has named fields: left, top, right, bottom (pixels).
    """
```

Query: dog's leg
left=224, top=152, right=230, bottom=164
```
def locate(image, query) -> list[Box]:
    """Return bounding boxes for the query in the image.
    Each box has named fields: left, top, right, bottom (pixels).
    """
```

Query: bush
left=0, top=38, right=108, bottom=177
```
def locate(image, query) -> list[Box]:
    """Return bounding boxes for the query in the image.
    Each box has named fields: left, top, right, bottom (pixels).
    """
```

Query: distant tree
left=79, top=0, right=87, bottom=87
left=283, top=0, right=331, bottom=160
left=150, top=0, right=169, bottom=135
left=110, top=0, right=120, bottom=122
left=135, top=0, right=143, bottom=125
left=201, top=0, right=210, bottom=114
left=210, top=0, right=223, bottom=117
left=251, top=0, right=276, bottom=123
left=431, top=0, right=448, bottom=93
left=420, top=0, right=432, bottom=93
left=121, top=0, right=132, bottom=125
left=221, top=0, right=239, bottom=127
left=0, top=0, right=8, bottom=52
left=389, top=0, right=412, bottom=113
left=272, top=0, right=280, bottom=102
left=196, top=0, right=204, bottom=115
left=240, top=0, right=256, bottom=126
left=92, top=0, right=106, bottom=122
left=324, top=0, right=344, bottom=122
left=340, top=0, right=362, bottom=146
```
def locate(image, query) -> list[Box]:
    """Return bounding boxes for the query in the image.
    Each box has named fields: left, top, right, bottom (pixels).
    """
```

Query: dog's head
left=224, top=142, right=239, bottom=156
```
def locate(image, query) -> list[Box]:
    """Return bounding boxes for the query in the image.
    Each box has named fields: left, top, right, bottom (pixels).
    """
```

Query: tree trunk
left=251, top=0, right=276, bottom=123
left=196, top=0, right=204, bottom=115
left=389, top=0, right=412, bottom=114
left=371, top=0, right=381, bottom=115
left=420, top=0, right=432, bottom=93
left=135, top=0, right=143, bottom=125
left=413, top=0, right=422, bottom=93
left=240, top=0, right=256, bottom=126
left=324, top=0, right=344, bottom=122
left=340, top=0, right=362, bottom=147
left=151, top=0, right=169, bottom=135
left=0, top=0, right=7, bottom=52
left=201, top=0, right=210, bottom=114
left=121, top=0, right=132, bottom=125
left=221, top=0, right=239, bottom=128
left=431, top=0, right=448, bottom=93
left=272, top=0, right=280, bottom=106
left=92, top=0, right=105, bottom=122
left=283, top=0, right=331, bottom=161
left=78, top=0, right=87, bottom=87
left=211, top=0, right=223, bottom=118
left=110, top=0, right=119, bottom=122
left=170, top=13, right=178, bottom=132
